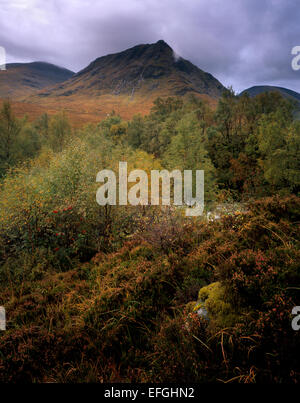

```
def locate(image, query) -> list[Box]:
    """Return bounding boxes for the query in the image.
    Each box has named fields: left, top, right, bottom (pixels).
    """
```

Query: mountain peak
left=0, top=62, right=74, bottom=99
left=33, top=40, right=225, bottom=101
left=154, top=39, right=171, bottom=48
left=239, top=85, right=300, bottom=110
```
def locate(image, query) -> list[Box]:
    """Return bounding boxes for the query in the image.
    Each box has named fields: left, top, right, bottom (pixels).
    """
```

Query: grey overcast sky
left=1, top=0, right=300, bottom=93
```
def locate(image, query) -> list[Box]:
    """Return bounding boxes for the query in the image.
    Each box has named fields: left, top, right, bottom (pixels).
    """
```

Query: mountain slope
left=35, top=40, right=225, bottom=100
left=0, top=62, right=74, bottom=99
left=240, top=85, right=300, bottom=107
left=3, top=41, right=226, bottom=124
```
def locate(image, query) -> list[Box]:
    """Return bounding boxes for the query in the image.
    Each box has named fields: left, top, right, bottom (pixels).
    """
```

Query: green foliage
left=0, top=102, right=72, bottom=177
left=0, top=101, right=21, bottom=175
left=258, top=114, right=300, bottom=193
left=48, top=111, right=71, bottom=152
left=196, top=282, right=240, bottom=328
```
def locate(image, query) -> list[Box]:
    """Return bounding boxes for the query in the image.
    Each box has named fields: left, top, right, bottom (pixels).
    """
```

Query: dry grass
left=2, top=92, right=217, bottom=127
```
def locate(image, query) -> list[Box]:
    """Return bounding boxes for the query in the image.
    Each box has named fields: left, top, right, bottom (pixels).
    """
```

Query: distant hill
left=240, top=85, right=300, bottom=108
left=36, top=40, right=225, bottom=100
left=0, top=62, right=74, bottom=99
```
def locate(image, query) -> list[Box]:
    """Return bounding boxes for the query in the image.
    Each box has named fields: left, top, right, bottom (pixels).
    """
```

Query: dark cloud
left=0, top=0, right=299, bottom=92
